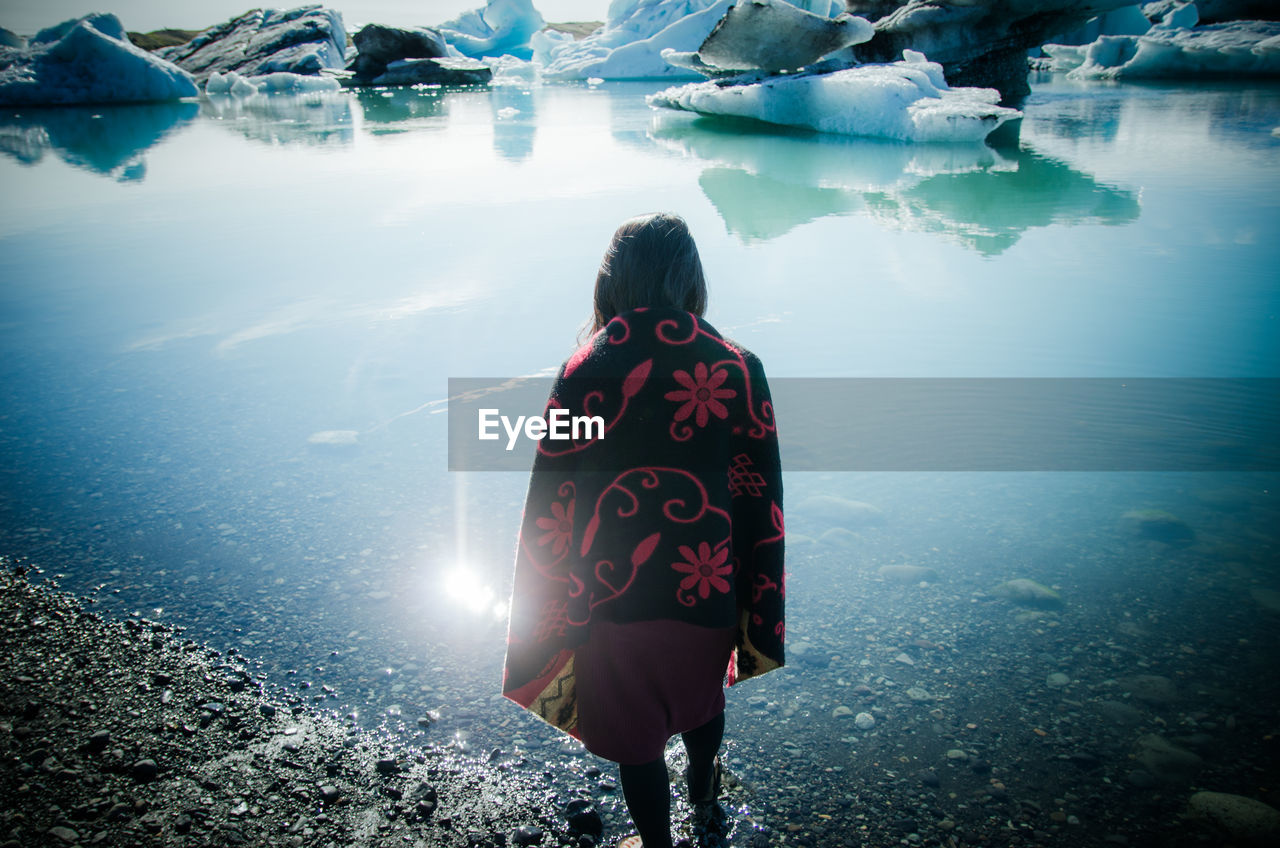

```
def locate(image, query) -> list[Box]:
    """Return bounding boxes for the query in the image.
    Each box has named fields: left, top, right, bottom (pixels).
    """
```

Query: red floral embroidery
left=665, top=362, right=735, bottom=428
left=672, top=541, right=732, bottom=599
left=535, top=499, right=574, bottom=556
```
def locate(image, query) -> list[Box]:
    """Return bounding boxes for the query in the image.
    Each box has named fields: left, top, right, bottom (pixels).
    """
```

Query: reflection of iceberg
left=200, top=91, right=354, bottom=146
left=0, top=101, right=198, bottom=180
left=354, top=88, right=448, bottom=126
left=650, top=116, right=1139, bottom=252
left=490, top=85, right=536, bottom=161
left=862, top=151, right=1141, bottom=254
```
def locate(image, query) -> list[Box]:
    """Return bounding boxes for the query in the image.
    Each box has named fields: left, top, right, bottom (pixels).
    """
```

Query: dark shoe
left=686, top=756, right=721, bottom=805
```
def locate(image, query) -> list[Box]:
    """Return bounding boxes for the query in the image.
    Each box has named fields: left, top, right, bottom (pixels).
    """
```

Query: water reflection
left=354, top=87, right=448, bottom=126
left=202, top=91, right=355, bottom=146
left=0, top=101, right=198, bottom=181
left=651, top=116, right=1140, bottom=254
left=490, top=85, right=536, bottom=162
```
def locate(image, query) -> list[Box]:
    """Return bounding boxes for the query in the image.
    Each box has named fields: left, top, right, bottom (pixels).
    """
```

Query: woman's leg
left=618, top=757, right=674, bottom=848
left=681, top=710, right=724, bottom=801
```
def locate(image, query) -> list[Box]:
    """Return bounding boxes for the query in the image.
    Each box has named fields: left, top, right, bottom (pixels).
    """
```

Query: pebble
left=854, top=712, right=876, bottom=730
left=132, top=758, right=158, bottom=782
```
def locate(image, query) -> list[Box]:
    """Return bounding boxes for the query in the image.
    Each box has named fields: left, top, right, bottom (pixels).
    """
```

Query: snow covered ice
left=0, top=14, right=197, bottom=106
left=648, top=50, right=1021, bottom=142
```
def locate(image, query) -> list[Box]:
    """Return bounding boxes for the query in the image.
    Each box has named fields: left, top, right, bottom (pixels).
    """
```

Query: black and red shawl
left=501, top=306, right=785, bottom=736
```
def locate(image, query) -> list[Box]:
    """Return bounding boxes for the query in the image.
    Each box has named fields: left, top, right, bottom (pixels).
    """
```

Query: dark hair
left=588, top=212, right=708, bottom=335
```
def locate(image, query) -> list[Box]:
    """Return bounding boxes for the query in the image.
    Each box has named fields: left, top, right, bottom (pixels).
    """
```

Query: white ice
left=205, top=70, right=341, bottom=96
left=0, top=14, right=197, bottom=106
left=437, top=0, right=546, bottom=60
left=1044, top=2, right=1280, bottom=78
left=539, top=0, right=735, bottom=80
left=648, top=50, right=1021, bottom=142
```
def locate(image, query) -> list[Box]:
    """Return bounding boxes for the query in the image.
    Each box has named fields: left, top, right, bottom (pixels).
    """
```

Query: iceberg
left=1142, top=0, right=1280, bottom=25
left=157, top=6, right=347, bottom=83
left=540, top=0, right=735, bottom=80
left=845, top=1, right=1137, bottom=102
left=1045, top=3, right=1280, bottom=78
left=648, top=51, right=1021, bottom=142
left=0, top=14, right=197, bottom=106
left=437, top=0, right=546, bottom=60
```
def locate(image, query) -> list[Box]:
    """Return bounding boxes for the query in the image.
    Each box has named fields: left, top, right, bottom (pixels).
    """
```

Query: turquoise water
left=2, top=76, right=1279, bottom=841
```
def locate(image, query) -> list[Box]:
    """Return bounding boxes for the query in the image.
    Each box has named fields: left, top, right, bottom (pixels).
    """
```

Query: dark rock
left=918, top=768, right=940, bottom=787
left=48, top=826, right=80, bottom=843
left=319, top=784, right=341, bottom=803
left=132, top=758, right=158, bottom=782
left=363, top=57, right=493, bottom=87
left=564, top=798, right=603, bottom=836
left=512, top=824, right=545, bottom=846
left=375, top=757, right=400, bottom=775
left=351, top=24, right=446, bottom=74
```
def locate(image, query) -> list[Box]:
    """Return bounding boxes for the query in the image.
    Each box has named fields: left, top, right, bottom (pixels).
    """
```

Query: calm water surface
left=2, top=75, right=1278, bottom=838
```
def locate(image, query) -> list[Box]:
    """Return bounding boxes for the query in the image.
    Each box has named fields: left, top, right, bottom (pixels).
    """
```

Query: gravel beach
left=0, top=566, right=574, bottom=848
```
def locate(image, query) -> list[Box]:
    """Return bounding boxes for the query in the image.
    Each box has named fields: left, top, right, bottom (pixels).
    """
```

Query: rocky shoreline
left=0, top=567, right=586, bottom=848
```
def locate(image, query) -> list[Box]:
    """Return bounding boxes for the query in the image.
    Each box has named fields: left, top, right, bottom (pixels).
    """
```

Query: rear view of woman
left=502, top=213, right=786, bottom=847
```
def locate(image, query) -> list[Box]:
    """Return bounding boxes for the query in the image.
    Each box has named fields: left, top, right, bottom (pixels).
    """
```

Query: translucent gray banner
left=447, top=378, right=1280, bottom=472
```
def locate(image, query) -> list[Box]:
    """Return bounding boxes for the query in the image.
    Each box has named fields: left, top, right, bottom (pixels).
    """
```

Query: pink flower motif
left=535, top=499, right=574, bottom=556
left=672, top=541, right=732, bottom=599
left=664, top=362, right=735, bottom=428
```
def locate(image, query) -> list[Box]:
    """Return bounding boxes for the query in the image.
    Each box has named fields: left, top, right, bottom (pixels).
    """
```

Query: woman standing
left=502, top=213, right=786, bottom=847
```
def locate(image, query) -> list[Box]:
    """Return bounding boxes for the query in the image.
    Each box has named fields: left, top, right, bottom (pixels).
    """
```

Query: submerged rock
left=878, top=564, right=938, bottom=583
left=1187, top=791, right=1280, bottom=844
left=0, top=14, right=197, bottom=106
left=799, top=495, right=886, bottom=527
left=1120, top=509, right=1195, bottom=544
left=156, top=6, right=347, bottom=84
left=1136, top=734, right=1203, bottom=781
left=992, top=577, right=1063, bottom=608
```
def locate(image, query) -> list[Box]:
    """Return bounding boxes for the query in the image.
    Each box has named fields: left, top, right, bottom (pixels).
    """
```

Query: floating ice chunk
left=0, top=14, right=197, bottom=106
left=206, top=70, right=340, bottom=96
left=438, top=0, right=546, bottom=60
left=1064, top=19, right=1280, bottom=78
left=541, top=0, right=733, bottom=80
left=648, top=51, right=1020, bottom=142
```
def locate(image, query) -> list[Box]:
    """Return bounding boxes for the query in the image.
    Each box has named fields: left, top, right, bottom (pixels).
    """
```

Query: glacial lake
left=2, top=75, right=1279, bottom=843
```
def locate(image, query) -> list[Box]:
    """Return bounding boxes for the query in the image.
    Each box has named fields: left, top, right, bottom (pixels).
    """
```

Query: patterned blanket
left=501, top=306, right=786, bottom=735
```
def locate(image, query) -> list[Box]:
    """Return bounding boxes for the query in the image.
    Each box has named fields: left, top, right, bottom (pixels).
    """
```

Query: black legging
left=618, top=711, right=724, bottom=848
